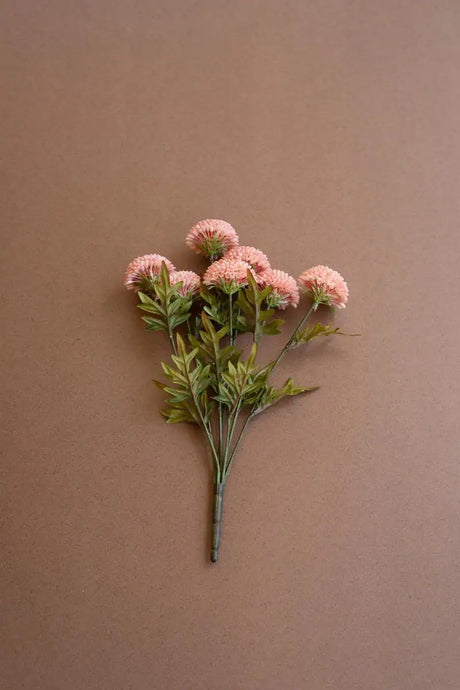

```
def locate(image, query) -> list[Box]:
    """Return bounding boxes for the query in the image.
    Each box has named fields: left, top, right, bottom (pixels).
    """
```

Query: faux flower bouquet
left=124, top=219, right=351, bottom=563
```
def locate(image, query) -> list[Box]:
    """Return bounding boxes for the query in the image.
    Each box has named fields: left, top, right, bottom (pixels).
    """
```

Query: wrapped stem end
left=211, top=482, right=225, bottom=563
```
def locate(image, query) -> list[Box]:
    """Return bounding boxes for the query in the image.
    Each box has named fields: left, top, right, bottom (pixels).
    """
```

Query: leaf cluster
left=200, top=288, right=229, bottom=327
left=213, top=342, right=259, bottom=410
left=253, top=377, right=318, bottom=414
left=188, top=313, right=239, bottom=389
left=291, top=322, right=344, bottom=347
left=154, top=334, right=214, bottom=425
left=235, top=272, right=284, bottom=341
left=214, top=346, right=316, bottom=414
left=154, top=309, right=320, bottom=429
left=137, top=263, right=193, bottom=333
left=200, top=272, right=283, bottom=340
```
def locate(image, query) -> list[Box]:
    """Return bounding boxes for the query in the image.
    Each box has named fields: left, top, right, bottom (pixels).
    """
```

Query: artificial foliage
left=124, top=219, right=353, bottom=563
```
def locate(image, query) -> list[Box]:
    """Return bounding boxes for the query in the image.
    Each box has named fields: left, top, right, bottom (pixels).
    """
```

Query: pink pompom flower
left=124, top=254, right=176, bottom=291
left=169, top=270, right=201, bottom=297
left=298, top=265, right=349, bottom=309
left=186, top=219, right=239, bottom=260
left=203, top=258, right=252, bottom=295
left=224, top=246, right=270, bottom=276
left=258, top=268, right=299, bottom=309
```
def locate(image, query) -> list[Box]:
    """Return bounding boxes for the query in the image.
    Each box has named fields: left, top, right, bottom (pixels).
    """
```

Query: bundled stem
left=211, top=482, right=225, bottom=562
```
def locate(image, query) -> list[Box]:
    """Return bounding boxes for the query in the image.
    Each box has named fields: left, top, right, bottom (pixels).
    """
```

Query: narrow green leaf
left=261, top=319, right=284, bottom=335
left=293, top=322, right=348, bottom=346
left=137, top=291, right=156, bottom=305
left=141, top=316, right=166, bottom=331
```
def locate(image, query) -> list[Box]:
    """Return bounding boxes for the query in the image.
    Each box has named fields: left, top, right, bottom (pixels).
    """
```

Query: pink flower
left=124, top=254, right=176, bottom=291
left=186, top=219, right=239, bottom=260
left=298, top=265, right=348, bottom=309
left=203, top=258, right=252, bottom=294
left=224, top=246, right=270, bottom=275
left=169, top=270, right=201, bottom=297
left=259, top=268, right=299, bottom=309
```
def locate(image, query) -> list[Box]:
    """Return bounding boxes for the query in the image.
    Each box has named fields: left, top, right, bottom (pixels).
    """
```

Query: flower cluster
left=298, top=265, right=348, bottom=309
left=186, top=219, right=239, bottom=260
left=124, top=218, right=348, bottom=311
left=169, top=270, right=201, bottom=297
left=203, top=257, right=252, bottom=294
left=224, top=245, right=270, bottom=275
left=124, top=253, right=176, bottom=291
left=259, top=268, right=300, bottom=309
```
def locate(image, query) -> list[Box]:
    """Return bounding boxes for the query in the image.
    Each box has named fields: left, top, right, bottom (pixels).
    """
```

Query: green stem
left=222, top=352, right=253, bottom=472
left=269, top=301, right=318, bottom=374
left=228, top=292, right=233, bottom=345
left=207, top=332, right=225, bottom=474
left=160, top=273, right=178, bottom=356
left=218, top=402, right=224, bottom=464
left=235, top=307, right=241, bottom=346
left=168, top=331, right=178, bottom=356
left=223, top=408, right=253, bottom=479
left=211, top=481, right=225, bottom=562
left=204, top=422, right=221, bottom=482
left=197, top=405, right=220, bottom=481
left=181, top=352, right=221, bottom=481
left=251, top=281, right=261, bottom=344
left=223, top=401, right=241, bottom=470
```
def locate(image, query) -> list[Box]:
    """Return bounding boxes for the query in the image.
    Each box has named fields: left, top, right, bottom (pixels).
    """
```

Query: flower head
left=203, top=258, right=252, bottom=294
left=258, top=268, right=299, bottom=309
left=186, top=219, right=239, bottom=260
left=224, top=246, right=270, bottom=275
left=124, top=254, right=176, bottom=291
left=298, top=265, right=348, bottom=309
left=169, top=270, right=201, bottom=297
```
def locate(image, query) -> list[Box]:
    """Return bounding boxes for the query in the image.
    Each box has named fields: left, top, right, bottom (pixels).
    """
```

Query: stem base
left=211, top=482, right=225, bottom=563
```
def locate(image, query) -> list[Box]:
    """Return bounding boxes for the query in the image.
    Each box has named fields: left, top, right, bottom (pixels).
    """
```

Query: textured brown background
left=2, top=1, right=460, bottom=689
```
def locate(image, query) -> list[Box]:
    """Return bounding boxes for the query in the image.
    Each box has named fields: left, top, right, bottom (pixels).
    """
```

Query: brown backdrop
left=2, top=2, right=460, bottom=689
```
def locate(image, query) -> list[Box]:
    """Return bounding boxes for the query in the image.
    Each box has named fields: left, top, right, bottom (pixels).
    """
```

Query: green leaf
left=160, top=261, right=171, bottom=288
left=137, top=266, right=194, bottom=336
left=200, top=288, right=228, bottom=326
left=152, top=379, right=167, bottom=391
left=293, top=322, right=342, bottom=346
left=161, top=403, right=198, bottom=424
left=200, top=389, right=215, bottom=422
left=170, top=311, right=191, bottom=329
left=214, top=344, right=259, bottom=410
left=261, top=318, right=284, bottom=336
left=141, top=316, right=165, bottom=331
left=258, top=308, right=275, bottom=322
left=175, top=332, right=187, bottom=357
left=253, top=378, right=319, bottom=414
left=235, top=290, right=254, bottom=318
left=235, top=271, right=285, bottom=341
left=137, top=291, right=156, bottom=305
left=155, top=336, right=215, bottom=426
left=247, top=342, right=258, bottom=369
